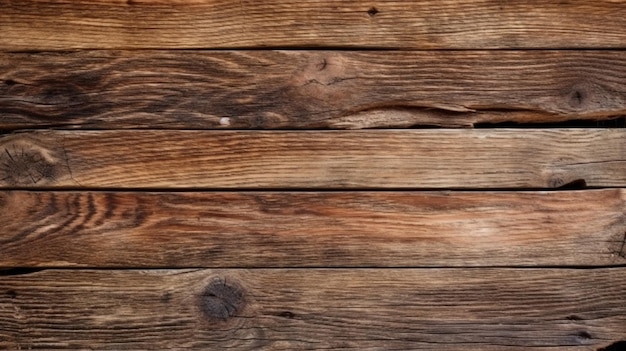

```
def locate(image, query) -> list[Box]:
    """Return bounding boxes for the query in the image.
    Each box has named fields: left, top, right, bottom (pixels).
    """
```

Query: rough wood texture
left=0, top=130, right=623, bottom=189
left=2, top=50, right=626, bottom=129
left=1, top=268, right=625, bottom=350
left=2, top=1, right=626, bottom=50
left=1, top=190, right=625, bottom=267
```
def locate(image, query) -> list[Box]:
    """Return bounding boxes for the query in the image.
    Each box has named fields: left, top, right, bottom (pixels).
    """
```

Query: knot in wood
left=367, top=7, right=379, bottom=16
left=0, top=144, right=58, bottom=186
left=199, top=277, right=245, bottom=321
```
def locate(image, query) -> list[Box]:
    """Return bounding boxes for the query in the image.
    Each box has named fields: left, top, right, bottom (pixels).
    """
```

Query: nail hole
left=6, top=290, right=17, bottom=299
left=569, top=89, right=586, bottom=107
left=367, top=7, right=379, bottom=16
left=573, top=91, right=583, bottom=103
left=566, top=315, right=583, bottom=321
left=161, top=292, right=171, bottom=303
left=4, top=79, right=17, bottom=86
left=576, top=331, right=593, bottom=340
left=278, top=311, right=296, bottom=319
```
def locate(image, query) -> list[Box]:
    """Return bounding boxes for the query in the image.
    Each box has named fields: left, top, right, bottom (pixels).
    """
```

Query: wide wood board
left=2, top=1, right=626, bottom=50
left=1, top=190, right=624, bottom=267
left=2, top=268, right=625, bottom=350
left=0, top=129, right=623, bottom=189
left=1, top=51, right=625, bottom=129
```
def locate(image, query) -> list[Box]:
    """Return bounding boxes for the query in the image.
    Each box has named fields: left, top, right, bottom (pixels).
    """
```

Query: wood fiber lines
left=1, top=1, right=625, bottom=350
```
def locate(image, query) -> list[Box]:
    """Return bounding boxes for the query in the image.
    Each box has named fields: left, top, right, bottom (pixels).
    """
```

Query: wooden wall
left=1, top=1, right=625, bottom=349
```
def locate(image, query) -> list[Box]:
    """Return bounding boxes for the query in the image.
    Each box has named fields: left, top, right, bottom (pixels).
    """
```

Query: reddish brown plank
left=1, top=268, right=625, bottom=350
left=1, top=1, right=626, bottom=50
left=1, top=51, right=625, bottom=129
left=1, top=190, right=625, bottom=267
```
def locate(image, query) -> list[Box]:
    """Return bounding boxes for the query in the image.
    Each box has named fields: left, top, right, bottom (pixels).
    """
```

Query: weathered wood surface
left=2, top=50, right=626, bottom=129
left=1, top=268, right=625, bottom=350
left=1, top=190, right=625, bottom=267
left=0, top=129, right=623, bottom=189
left=2, top=1, right=626, bottom=50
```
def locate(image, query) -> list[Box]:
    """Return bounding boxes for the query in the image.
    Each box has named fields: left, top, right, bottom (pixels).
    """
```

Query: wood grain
left=1, top=268, right=625, bottom=350
left=2, top=50, right=626, bottom=129
left=1, top=190, right=625, bottom=267
left=0, top=129, right=623, bottom=189
left=1, top=1, right=626, bottom=50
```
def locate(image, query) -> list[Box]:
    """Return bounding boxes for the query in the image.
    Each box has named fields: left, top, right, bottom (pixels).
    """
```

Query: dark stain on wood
left=5, top=289, right=17, bottom=299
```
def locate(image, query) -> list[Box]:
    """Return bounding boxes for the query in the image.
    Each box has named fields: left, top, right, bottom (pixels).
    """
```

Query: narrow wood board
left=0, top=130, right=623, bottom=189
left=2, top=50, right=626, bottom=129
left=1, top=268, right=625, bottom=350
left=1, top=190, right=625, bottom=267
left=1, top=1, right=626, bottom=50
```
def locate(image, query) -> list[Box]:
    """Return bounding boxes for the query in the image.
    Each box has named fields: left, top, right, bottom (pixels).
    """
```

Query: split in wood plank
left=2, top=51, right=626, bottom=129
left=2, top=1, right=626, bottom=50
left=2, top=268, right=626, bottom=350
left=1, top=190, right=625, bottom=267
left=0, top=130, right=623, bottom=189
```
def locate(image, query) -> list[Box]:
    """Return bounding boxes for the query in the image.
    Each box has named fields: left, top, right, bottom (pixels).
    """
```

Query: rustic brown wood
left=1, top=190, right=625, bottom=267
left=2, top=1, right=626, bottom=50
left=1, top=268, right=625, bottom=349
left=0, top=129, right=623, bottom=189
left=2, top=50, right=626, bottom=129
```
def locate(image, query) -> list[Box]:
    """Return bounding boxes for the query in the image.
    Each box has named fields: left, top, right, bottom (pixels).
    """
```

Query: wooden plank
left=2, top=50, right=626, bottom=130
left=1, top=1, right=626, bottom=50
left=1, top=268, right=625, bottom=349
left=0, top=129, right=623, bottom=189
left=1, top=190, right=625, bottom=267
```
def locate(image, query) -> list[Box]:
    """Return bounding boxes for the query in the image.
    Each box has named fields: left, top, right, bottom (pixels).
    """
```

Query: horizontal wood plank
left=1, top=190, right=625, bottom=267
left=1, top=268, right=625, bottom=349
left=1, top=1, right=626, bottom=50
left=1, top=50, right=626, bottom=129
left=0, top=130, right=623, bottom=189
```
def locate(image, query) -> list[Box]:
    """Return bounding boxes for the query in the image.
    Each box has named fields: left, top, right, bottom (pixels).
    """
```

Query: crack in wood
left=598, top=341, right=626, bottom=351
left=618, top=231, right=626, bottom=259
